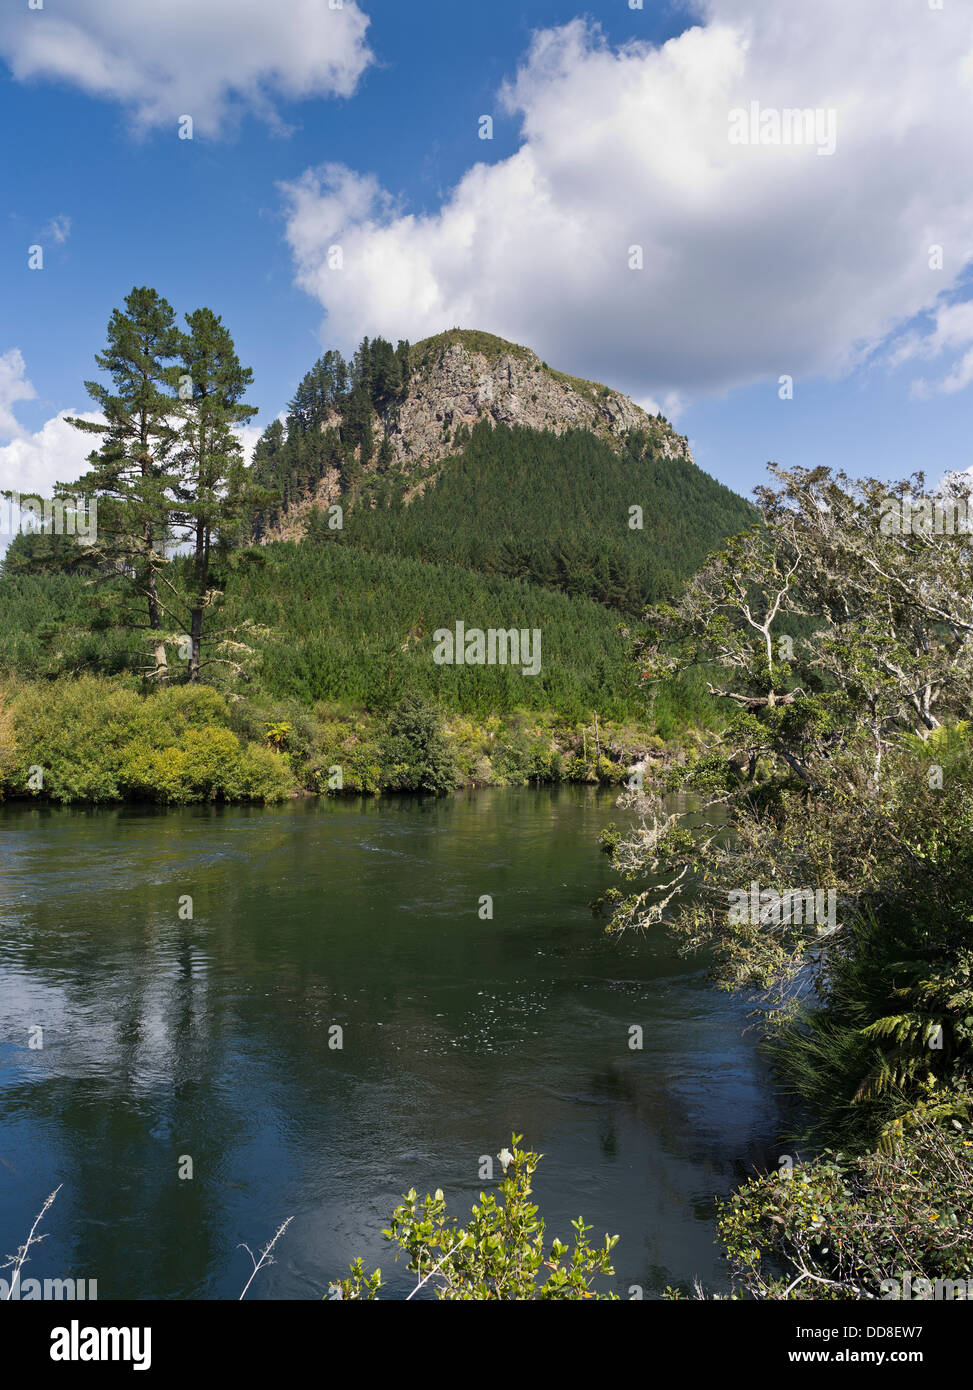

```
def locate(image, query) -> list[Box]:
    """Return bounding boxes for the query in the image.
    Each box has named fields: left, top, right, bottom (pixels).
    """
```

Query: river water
left=0, top=786, right=784, bottom=1299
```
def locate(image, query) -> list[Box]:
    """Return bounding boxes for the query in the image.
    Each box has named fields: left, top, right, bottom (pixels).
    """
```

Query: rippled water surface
left=0, top=787, right=783, bottom=1298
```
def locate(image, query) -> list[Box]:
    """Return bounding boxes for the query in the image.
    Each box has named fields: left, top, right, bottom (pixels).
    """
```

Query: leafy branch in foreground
left=333, top=1135, right=619, bottom=1300
left=712, top=1117, right=973, bottom=1300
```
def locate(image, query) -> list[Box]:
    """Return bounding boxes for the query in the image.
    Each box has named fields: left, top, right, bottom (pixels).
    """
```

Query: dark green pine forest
left=249, top=334, right=755, bottom=616
left=309, top=420, right=754, bottom=615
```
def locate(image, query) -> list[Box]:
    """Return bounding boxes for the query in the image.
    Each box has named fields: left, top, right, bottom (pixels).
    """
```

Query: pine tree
left=63, top=286, right=183, bottom=682
left=170, top=308, right=262, bottom=681
left=250, top=419, right=285, bottom=536
left=343, top=381, right=373, bottom=468
left=369, top=337, right=400, bottom=415
left=395, top=339, right=411, bottom=397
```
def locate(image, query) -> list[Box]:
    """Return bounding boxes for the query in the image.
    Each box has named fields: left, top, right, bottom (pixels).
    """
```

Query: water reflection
left=0, top=788, right=784, bottom=1299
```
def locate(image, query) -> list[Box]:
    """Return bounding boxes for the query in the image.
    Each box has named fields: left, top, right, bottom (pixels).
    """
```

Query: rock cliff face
left=266, top=465, right=343, bottom=544
left=259, top=329, right=691, bottom=542
left=389, top=330, right=691, bottom=470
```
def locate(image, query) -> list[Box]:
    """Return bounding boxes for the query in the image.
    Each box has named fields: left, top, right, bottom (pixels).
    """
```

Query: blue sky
left=2, top=0, right=655, bottom=433
left=2, top=0, right=972, bottom=504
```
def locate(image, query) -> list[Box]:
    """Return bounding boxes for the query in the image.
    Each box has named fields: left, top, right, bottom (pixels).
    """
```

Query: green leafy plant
left=264, top=720, right=292, bottom=752
left=715, top=1117, right=973, bottom=1300
left=334, top=1135, right=619, bottom=1300
left=381, top=694, right=458, bottom=795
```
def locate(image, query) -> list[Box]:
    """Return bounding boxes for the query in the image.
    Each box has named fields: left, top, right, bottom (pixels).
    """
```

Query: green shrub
left=381, top=695, right=457, bottom=795
left=8, top=676, right=294, bottom=803
left=221, top=741, right=294, bottom=802
left=716, top=1118, right=973, bottom=1299
left=336, top=1135, right=619, bottom=1301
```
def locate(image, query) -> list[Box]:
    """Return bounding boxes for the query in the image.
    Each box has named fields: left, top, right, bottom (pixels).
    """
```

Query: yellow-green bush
left=7, top=677, right=294, bottom=803
left=0, top=685, right=21, bottom=796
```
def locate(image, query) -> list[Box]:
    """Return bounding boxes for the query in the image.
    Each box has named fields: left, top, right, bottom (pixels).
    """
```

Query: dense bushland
left=2, top=679, right=293, bottom=803
left=0, top=675, right=668, bottom=803
left=604, top=463, right=973, bottom=1297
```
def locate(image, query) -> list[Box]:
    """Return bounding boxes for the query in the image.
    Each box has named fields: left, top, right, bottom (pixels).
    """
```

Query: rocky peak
left=255, top=329, right=692, bottom=543
left=390, top=330, right=690, bottom=471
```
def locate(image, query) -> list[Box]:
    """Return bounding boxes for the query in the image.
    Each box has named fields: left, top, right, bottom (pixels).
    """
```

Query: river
left=0, top=786, right=784, bottom=1299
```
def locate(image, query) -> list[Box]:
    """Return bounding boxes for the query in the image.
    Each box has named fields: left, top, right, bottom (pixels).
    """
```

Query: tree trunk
left=188, top=514, right=207, bottom=683
left=188, top=607, right=203, bottom=683
left=146, top=563, right=168, bottom=686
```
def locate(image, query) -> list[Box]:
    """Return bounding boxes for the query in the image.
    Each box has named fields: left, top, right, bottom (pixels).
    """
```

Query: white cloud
left=0, top=409, right=102, bottom=501
left=0, top=409, right=267, bottom=507
left=0, top=350, right=99, bottom=500
left=887, top=300, right=973, bottom=398
left=0, top=0, right=373, bottom=136
left=281, top=0, right=973, bottom=402
left=234, top=423, right=264, bottom=467
left=635, top=391, right=686, bottom=423
left=0, top=349, right=37, bottom=440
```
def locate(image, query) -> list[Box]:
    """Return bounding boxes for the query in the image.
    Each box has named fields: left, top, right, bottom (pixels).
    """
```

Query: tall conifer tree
left=64, top=286, right=182, bottom=682
left=170, top=308, right=261, bottom=681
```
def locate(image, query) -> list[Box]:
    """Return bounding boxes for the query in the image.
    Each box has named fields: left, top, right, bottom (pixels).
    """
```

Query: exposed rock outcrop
left=389, top=331, right=690, bottom=471
left=258, top=328, right=691, bottom=542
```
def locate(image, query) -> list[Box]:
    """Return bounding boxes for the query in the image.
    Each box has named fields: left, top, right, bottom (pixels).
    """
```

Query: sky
left=2, top=0, right=973, bottom=509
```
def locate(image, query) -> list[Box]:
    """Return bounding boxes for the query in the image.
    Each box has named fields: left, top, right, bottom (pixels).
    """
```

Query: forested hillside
left=222, top=542, right=636, bottom=716
left=310, top=420, right=754, bottom=613
left=0, top=294, right=743, bottom=801
left=246, top=330, right=754, bottom=616
left=0, top=540, right=718, bottom=725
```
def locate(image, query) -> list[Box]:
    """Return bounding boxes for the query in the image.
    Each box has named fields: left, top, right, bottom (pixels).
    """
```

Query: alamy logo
left=433, top=621, right=542, bottom=676
left=879, top=493, right=972, bottom=535
left=1, top=1275, right=97, bottom=1300
left=728, top=101, right=837, bottom=156
left=880, top=1271, right=973, bottom=1300
left=728, top=881, right=836, bottom=928
left=1, top=492, right=97, bottom=541
left=50, top=1321, right=151, bottom=1371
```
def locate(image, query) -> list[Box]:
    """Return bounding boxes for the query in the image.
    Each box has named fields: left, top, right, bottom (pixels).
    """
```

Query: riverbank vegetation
left=604, top=462, right=973, bottom=1298
left=0, top=674, right=678, bottom=802
left=0, top=678, right=293, bottom=803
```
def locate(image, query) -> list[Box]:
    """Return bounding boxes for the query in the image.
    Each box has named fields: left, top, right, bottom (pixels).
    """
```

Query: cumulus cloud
left=887, top=300, right=973, bottom=398
left=281, top=0, right=973, bottom=401
left=0, top=409, right=102, bottom=501
left=0, top=0, right=373, bottom=135
left=0, top=349, right=37, bottom=440
left=0, top=408, right=268, bottom=508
